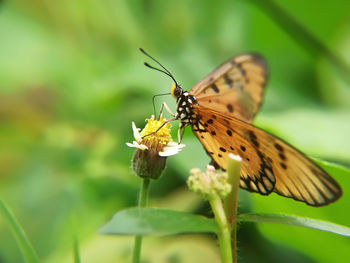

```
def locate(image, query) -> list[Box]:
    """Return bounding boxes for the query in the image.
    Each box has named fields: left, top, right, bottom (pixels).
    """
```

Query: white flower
left=126, top=116, right=185, bottom=179
left=159, top=141, right=186, bottom=157
left=126, top=116, right=185, bottom=156
left=125, top=122, right=148, bottom=151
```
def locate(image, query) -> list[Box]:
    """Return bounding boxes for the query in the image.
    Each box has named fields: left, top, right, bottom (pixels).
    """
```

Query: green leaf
left=99, top=208, right=219, bottom=236
left=0, top=200, right=40, bottom=263
left=315, top=158, right=350, bottom=178
left=238, top=213, right=350, bottom=237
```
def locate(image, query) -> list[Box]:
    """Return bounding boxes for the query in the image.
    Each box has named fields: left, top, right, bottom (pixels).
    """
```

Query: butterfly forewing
left=190, top=53, right=268, bottom=123
left=192, top=105, right=342, bottom=206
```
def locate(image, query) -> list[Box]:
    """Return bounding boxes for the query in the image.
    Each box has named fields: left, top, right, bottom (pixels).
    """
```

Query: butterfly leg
left=159, top=102, right=175, bottom=118
left=177, top=125, right=186, bottom=144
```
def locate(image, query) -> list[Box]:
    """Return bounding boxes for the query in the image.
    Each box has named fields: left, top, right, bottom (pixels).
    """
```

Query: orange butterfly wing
left=192, top=105, right=342, bottom=206
left=190, top=53, right=268, bottom=123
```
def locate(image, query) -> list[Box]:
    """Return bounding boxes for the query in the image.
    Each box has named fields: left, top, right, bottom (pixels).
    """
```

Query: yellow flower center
left=140, top=116, right=172, bottom=146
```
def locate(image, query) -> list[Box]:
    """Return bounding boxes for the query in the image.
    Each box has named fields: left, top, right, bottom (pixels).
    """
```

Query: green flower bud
left=132, top=147, right=167, bottom=179
left=188, top=165, right=232, bottom=199
left=126, top=116, right=185, bottom=180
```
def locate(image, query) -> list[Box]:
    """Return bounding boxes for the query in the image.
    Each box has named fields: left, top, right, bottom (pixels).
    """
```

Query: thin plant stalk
left=223, top=155, right=242, bottom=263
left=73, top=237, right=81, bottom=263
left=132, top=178, right=151, bottom=263
left=0, top=200, right=40, bottom=263
left=209, top=196, right=233, bottom=263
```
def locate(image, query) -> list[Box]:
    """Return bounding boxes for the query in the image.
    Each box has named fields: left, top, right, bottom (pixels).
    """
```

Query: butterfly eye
left=171, top=83, right=183, bottom=98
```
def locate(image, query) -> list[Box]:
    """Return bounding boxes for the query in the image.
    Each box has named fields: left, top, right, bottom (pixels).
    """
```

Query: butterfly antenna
left=140, top=48, right=179, bottom=86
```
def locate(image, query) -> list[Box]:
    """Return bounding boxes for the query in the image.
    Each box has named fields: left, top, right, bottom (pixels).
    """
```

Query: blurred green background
left=0, top=0, right=350, bottom=262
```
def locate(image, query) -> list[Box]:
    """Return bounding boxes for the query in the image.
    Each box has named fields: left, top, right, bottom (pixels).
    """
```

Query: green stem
left=0, top=200, right=40, bottom=263
left=73, top=237, right=81, bottom=263
left=223, top=155, right=242, bottom=263
left=209, top=196, right=232, bottom=263
left=132, top=178, right=151, bottom=263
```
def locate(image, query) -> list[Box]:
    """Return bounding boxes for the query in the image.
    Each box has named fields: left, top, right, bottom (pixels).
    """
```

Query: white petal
left=159, top=147, right=178, bottom=156
left=159, top=143, right=185, bottom=156
left=126, top=141, right=148, bottom=150
left=126, top=142, right=137, bottom=148
left=167, top=142, right=186, bottom=149
left=132, top=122, right=142, bottom=142
left=138, top=144, right=148, bottom=150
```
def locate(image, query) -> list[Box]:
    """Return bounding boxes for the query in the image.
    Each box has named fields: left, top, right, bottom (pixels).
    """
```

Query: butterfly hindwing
left=192, top=106, right=276, bottom=195
left=190, top=53, right=268, bottom=123
left=192, top=105, right=342, bottom=206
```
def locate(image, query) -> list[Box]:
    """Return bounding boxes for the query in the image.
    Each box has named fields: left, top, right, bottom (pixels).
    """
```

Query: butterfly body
left=142, top=49, right=342, bottom=206
left=174, top=90, right=199, bottom=128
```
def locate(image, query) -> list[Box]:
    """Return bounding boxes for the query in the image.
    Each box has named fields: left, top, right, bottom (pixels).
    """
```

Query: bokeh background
left=0, top=0, right=350, bottom=262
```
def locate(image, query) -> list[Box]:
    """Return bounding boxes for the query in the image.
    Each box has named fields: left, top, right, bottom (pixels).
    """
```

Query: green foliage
left=100, top=208, right=219, bottom=236
left=238, top=213, right=350, bottom=237
left=0, top=0, right=350, bottom=262
left=0, top=201, right=39, bottom=263
left=100, top=207, right=350, bottom=237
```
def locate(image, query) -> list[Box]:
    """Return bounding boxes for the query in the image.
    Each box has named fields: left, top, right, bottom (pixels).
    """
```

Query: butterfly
left=141, top=49, right=342, bottom=206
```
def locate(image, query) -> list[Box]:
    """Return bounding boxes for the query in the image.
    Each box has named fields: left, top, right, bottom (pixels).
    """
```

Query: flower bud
left=132, top=147, right=167, bottom=179
left=188, top=165, right=232, bottom=199
left=126, top=116, right=185, bottom=180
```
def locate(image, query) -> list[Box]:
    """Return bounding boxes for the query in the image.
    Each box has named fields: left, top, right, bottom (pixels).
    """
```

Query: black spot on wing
left=274, top=143, right=284, bottom=152
left=280, top=162, right=287, bottom=169
left=248, top=130, right=259, bottom=148
left=224, top=74, right=233, bottom=87
left=211, top=83, right=219, bottom=93
left=227, top=104, right=234, bottom=113
left=279, top=152, right=286, bottom=160
left=237, top=63, right=245, bottom=76
left=219, top=147, right=226, bottom=152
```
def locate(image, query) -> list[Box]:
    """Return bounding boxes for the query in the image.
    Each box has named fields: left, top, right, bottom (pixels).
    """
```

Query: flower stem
left=223, top=155, right=242, bottom=263
left=209, top=196, right=232, bottom=263
left=132, top=178, right=151, bottom=263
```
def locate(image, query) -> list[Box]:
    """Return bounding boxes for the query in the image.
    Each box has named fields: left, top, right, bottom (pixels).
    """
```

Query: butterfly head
left=171, top=83, right=183, bottom=98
